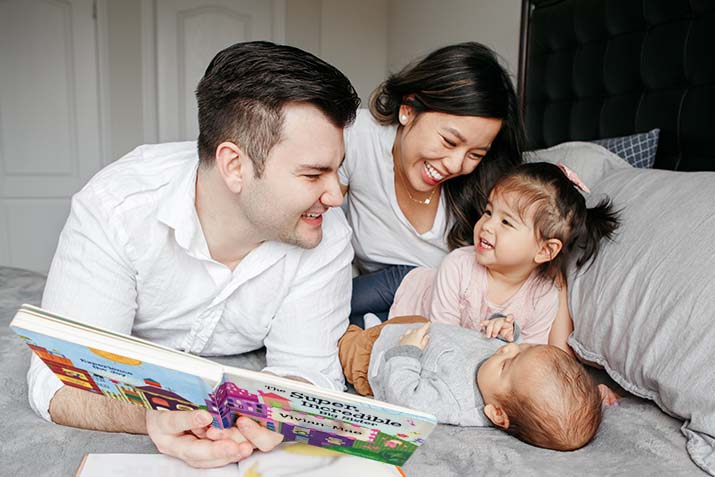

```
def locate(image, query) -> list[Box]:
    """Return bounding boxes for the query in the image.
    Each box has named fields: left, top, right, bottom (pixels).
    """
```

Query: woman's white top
left=339, top=109, right=450, bottom=273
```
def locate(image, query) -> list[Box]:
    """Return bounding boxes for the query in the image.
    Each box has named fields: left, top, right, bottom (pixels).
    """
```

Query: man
left=27, top=41, right=360, bottom=468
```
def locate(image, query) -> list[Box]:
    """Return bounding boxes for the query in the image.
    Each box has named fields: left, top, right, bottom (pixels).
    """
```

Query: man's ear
left=534, top=238, right=563, bottom=264
left=484, top=403, right=510, bottom=430
left=215, top=141, right=249, bottom=193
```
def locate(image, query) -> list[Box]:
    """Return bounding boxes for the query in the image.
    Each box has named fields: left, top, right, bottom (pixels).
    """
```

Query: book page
left=76, top=445, right=403, bottom=477
left=236, top=442, right=405, bottom=477
left=76, top=454, right=239, bottom=477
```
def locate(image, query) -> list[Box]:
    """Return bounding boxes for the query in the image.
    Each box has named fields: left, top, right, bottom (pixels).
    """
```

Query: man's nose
left=321, top=176, right=344, bottom=208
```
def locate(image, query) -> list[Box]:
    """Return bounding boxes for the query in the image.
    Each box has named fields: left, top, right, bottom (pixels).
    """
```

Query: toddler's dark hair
left=491, top=162, right=620, bottom=282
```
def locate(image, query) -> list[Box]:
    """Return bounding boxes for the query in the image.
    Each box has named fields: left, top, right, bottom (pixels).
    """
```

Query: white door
left=0, top=0, right=103, bottom=273
left=146, top=0, right=286, bottom=143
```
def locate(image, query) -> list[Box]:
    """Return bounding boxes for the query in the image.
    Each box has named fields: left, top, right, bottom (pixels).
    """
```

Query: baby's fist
left=399, top=323, right=431, bottom=351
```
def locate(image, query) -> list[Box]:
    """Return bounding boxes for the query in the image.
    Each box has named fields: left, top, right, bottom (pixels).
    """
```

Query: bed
left=0, top=269, right=705, bottom=476
left=2, top=0, right=715, bottom=475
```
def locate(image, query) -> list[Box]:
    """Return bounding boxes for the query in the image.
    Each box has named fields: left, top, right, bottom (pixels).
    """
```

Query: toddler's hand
left=479, top=315, right=515, bottom=342
left=399, top=323, right=430, bottom=351
left=598, top=384, right=621, bottom=407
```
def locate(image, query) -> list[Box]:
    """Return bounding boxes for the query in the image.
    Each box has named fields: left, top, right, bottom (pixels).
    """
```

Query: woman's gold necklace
left=394, top=159, right=438, bottom=205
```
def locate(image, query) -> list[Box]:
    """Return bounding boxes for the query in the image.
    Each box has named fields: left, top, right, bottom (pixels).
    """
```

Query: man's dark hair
left=196, top=41, right=360, bottom=175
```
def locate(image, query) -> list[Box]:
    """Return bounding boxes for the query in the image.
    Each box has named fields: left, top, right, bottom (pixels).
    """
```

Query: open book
left=75, top=443, right=406, bottom=476
left=11, top=304, right=436, bottom=466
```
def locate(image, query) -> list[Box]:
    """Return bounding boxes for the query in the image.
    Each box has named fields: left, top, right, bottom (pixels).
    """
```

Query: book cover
left=15, top=327, right=217, bottom=412
left=11, top=304, right=436, bottom=466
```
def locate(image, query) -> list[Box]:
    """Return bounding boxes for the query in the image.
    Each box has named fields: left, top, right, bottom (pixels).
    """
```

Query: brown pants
left=338, top=315, right=429, bottom=396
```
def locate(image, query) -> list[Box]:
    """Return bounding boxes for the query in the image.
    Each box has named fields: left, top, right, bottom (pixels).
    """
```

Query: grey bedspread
left=0, top=266, right=704, bottom=476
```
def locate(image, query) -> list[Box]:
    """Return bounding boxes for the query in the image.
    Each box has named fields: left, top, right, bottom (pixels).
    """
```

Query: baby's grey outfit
left=368, top=322, right=505, bottom=426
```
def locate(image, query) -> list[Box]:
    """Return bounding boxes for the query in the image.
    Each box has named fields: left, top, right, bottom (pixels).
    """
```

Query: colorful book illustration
left=11, top=304, right=436, bottom=466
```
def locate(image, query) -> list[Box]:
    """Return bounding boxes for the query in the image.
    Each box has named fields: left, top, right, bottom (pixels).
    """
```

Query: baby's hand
left=479, top=315, right=515, bottom=342
left=399, top=323, right=430, bottom=351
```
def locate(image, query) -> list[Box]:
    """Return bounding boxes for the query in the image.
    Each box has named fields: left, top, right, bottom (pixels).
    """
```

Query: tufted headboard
left=517, top=0, right=715, bottom=171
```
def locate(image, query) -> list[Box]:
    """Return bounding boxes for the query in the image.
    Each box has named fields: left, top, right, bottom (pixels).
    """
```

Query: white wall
left=285, top=0, right=322, bottom=55
left=386, top=0, right=522, bottom=80
left=319, top=0, right=388, bottom=103
left=286, top=0, right=389, bottom=103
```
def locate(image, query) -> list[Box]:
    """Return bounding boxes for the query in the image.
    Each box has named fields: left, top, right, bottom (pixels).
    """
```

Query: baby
left=339, top=317, right=604, bottom=451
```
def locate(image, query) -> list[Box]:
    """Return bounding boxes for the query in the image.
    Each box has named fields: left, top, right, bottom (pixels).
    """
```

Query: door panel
left=0, top=0, right=101, bottom=272
left=154, top=0, right=282, bottom=142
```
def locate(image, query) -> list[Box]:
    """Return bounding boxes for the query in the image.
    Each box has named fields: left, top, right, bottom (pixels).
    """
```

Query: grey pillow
left=567, top=167, right=715, bottom=475
left=526, top=141, right=632, bottom=188
left=591, top=129, right=660, bottom=168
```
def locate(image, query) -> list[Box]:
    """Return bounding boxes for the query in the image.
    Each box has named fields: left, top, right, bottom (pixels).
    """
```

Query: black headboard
left=518, top=0, right=715, bottom=171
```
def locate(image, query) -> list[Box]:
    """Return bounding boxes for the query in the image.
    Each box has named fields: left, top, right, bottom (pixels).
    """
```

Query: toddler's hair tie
left=557, top=163, right=591, bottom=193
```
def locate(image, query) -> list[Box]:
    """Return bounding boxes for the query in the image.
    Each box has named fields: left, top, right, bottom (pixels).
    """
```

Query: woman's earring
left=400, top=114, right=407, bottom=123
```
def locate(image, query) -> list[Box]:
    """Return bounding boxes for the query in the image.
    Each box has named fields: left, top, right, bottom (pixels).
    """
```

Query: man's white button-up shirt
left=27, top=142, right=353, bottom=421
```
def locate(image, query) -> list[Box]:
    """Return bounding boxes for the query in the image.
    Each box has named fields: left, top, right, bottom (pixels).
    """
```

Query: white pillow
left=566, top=167, right=715, bottom=475
left=525, top=141, right=632, bottom=189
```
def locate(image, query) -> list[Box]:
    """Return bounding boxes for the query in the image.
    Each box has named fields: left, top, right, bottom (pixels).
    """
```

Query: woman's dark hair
left=196, top=41, right=360, bottom=176
left=369, top=42, right=526, bottom=249
left=491, top=162, right=621, bottom=282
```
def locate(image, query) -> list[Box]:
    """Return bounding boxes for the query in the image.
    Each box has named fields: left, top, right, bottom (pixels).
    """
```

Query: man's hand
left=480, top=315, right=515, bottom=342
left=205, top=416, right=284, bottom=451
left=399, top=323, right=430, bottom=351
left=145, top=409, right=283, bottom=468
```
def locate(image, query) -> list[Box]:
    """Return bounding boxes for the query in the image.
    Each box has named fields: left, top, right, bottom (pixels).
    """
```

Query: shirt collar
left=156, top=158, right=295, bottom=268
left=156, top=159, right=208, bottom=257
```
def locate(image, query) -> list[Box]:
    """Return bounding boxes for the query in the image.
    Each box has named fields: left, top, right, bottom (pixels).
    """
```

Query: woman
left=339, top=42, right=526, bottom=327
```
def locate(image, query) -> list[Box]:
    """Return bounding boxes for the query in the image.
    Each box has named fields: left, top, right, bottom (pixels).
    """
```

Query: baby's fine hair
left=491, top=162, right=620, bottom=282
left=497, top=346, right=603, bottom=451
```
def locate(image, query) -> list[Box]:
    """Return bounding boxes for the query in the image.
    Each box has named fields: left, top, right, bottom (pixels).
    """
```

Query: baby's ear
left=535, top=238, right=563, bottom=264
left=484, top=403, right=510, bottom=429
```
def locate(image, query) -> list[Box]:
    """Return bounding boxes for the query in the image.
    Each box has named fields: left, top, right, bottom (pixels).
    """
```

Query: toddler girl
left=389, top=162, right=620, bottom=349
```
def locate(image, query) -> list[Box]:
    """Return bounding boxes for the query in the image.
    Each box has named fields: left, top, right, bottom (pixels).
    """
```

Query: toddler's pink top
left=389, top=246, right=560, bottom=344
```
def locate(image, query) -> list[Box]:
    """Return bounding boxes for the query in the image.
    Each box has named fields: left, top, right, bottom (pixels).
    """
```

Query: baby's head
left=477, top=342, right=602, bottom=451
left=475, top=162, right=619, bottom=282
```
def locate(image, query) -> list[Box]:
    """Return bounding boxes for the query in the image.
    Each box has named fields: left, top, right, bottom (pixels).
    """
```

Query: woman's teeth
left=425, top=162, right=444, bottom=181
